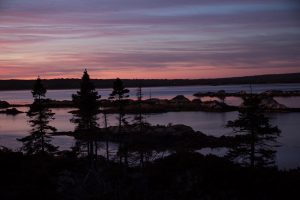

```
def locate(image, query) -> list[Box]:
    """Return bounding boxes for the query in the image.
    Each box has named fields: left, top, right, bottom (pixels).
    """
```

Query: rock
left=170, top=95, right=190, bottom=104
left=201, top=100, right=226, bottom=110
left=144, top=98, right=169, bottom=105
left=147, top=124, right=195, bottom=137
left=0, top=108, right=23, bottom=115
left=165, top=124, right=195, bottom=136
left=0, top=100, right=10, bottom=108
left=239, top=96, right=287, bottom=110
left=259, top=96, right=287, bottom=110
left=192, top=99, right=202, bottom=103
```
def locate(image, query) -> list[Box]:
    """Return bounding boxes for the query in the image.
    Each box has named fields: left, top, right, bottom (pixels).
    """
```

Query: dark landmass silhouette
left=1, top=149, right=300, bottom=200
left=0, top=72, right=299, bottom=200
left=0, top=72, right=300, bottom=90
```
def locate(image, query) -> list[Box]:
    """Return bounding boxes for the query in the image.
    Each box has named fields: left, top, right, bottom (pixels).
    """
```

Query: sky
left=0, top=0, right=300, bottom=79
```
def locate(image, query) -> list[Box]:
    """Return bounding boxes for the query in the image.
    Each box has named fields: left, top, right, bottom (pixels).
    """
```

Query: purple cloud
left=0, top=0, right=299, bottom=79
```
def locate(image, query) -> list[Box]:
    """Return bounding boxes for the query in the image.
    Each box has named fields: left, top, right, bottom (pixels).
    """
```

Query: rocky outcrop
left=238, top=96, right=288, bottom=111
left=259, top=96, right=287, bottom=110
left=192, top=98, right=202, bottom=103
left=144, top=98, right=169, bottom=105
left=149, top=124, right=196, bottom=137
left=170, top=95, right=190, bottom=104
left=0, top=100, right=10, bottom=108
left=100, top=124, right=197, bottom=137
left=0, top=108, right=23, bottom=115
left=200, top=100, right=234, bottom=111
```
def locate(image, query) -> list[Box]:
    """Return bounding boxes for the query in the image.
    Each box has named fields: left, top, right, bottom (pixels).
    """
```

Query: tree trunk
left=104, top=112, right=110, bottom=162
left=106, top=140, right=109, bottom=161
left=41, top=131, right=44, bottom=153
left=140, top=151, right=144, bottom=167
left=251, top=130, right=255, bottom=168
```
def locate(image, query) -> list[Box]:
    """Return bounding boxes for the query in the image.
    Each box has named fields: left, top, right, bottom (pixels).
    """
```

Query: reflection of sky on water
left=0, top=109, right=299, bottom=169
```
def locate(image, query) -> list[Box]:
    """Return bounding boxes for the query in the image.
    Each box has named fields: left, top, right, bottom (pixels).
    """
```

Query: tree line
left=1, top=72, right=300, bottom=90
left=17, top=69, right=281, bottom=169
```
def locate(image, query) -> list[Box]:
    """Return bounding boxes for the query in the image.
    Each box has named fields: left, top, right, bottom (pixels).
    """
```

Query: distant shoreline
left=0, top=72, right=299, bottom=91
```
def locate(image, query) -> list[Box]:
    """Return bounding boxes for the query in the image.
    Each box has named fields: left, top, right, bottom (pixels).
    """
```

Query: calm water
left=1, top=83, right=300, bottom=105
left=0, top=84, right=300, bottom=169
left=0, top=108, right=299, bottom=170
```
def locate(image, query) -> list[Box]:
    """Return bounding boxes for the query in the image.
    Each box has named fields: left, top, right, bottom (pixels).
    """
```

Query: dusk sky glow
left=0, top=0, right=299, bottom=79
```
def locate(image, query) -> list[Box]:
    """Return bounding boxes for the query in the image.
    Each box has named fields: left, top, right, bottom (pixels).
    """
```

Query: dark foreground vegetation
left=0, top=72, right=300, bottom=90
left=1, top=149, right=300, bottom=200
left=1, top=70, right=300, bottom=199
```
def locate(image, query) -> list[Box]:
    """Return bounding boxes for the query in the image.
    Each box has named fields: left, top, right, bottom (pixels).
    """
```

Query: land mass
left=2, top=92, right=300, bottom=113
left=0, top=72, right=300, bottom=90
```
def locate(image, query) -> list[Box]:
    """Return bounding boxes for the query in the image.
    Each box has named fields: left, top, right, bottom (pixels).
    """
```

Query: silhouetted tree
left=109, top=78, right=129, bottom=133
left=72, top=69, right=101, bottom=131
left=18, top=77, right=58, bottom=155
left=226, top=95, right=280, bottom=168
left=103, top=110, right=110, bottom=161
left=128, top=85, right=151, bottom=167
left=32, top=76, right=46, bottom=101
left=71, top=69, right=101, bottom=159
left=134, top=84, right=148, bottom=131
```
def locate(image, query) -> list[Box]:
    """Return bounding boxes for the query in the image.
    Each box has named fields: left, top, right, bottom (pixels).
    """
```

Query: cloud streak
left=0, top=0, right=299, bottom=79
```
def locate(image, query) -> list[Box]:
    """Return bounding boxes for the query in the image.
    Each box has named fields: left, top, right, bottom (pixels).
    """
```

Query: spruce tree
left=71, top=69, right=101, bottom=131
left=32, top=76, right=46, bottom=101
left=71, top=69, right=101, bottom=159
left=109, top=78, right=129, bottom=133
left=18, top=77, right=58, bottom=155
left=226, top=95, right=281, bottom=168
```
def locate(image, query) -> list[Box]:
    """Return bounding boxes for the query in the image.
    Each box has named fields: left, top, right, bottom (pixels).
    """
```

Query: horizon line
left=0, top=72, right=299, bottom=81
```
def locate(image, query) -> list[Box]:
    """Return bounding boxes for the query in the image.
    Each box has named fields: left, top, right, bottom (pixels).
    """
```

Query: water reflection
left=275, top=97, right=300, bottom=108
left=0, top=108, right=300, bottom=169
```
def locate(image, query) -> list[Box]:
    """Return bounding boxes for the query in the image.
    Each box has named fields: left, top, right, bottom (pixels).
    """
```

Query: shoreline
left=0, top=82, right=300, bottom=92
left=2, top=91, right=300, bottom=113
left=0, top=72, right=300, bottom=91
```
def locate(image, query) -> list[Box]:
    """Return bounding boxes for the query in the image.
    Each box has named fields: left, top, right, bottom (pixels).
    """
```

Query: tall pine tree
left=71, top=69, right=101, bottom=159
left=71, top=69, right=101, bottom=131
left=18, top=77, right=58, bottom=155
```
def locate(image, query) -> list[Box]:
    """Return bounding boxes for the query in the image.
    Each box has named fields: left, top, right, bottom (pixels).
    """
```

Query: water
left=0, top=84, right=300, bottom=169
left=1, top=83, right=300, bottom=104
left=0, top=108, right=299, bottom=169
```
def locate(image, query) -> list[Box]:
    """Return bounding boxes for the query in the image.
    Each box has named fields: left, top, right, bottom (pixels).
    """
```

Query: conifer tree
left=32, top=76, right=46, bottom=101
left=109, top=78, right=129, bottom=133
left=133, top=84, right=148, bottom=132
left=134, top=84, right=149, bottom=166
left=71, top=69, right=101, bottom=131
left=226, top=95, right=280, bottom=168
left=18, top=77, right=57, bottom=155
left=71, top=69, right=101, bottom=159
